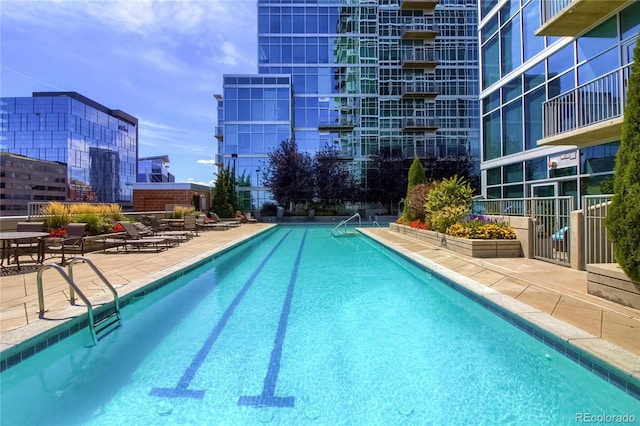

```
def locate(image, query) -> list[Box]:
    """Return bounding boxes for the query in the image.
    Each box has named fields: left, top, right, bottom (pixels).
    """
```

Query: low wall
left=389, top=223, right=522, bottom=258
left=587, top=263, right=640, bottom=309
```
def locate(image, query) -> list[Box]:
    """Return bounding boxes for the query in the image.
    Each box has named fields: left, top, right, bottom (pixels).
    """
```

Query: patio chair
left=117, top=221, right=171, bottom=252
left=45, top=223, right=87, bottom=265
left=11, top=222, right=46, bottom=264
left=183, top=215, right=200, bottom=236
left=552, top=226, right=569, bottom=253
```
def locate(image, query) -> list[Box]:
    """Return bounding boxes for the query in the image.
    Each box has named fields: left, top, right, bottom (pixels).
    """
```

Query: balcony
left=536, top=0, right=634, bottom=37
left=318, top=118, right=356, bottom=131
left=401, top=17, right=438, bottom=41
left=401, top=48, right=438, bottom=71
left=214, top=154, right=223, bottom=167
left=538, top=64, right=631, bottom=148
left=215, top=126, right=223, bottom=141
left=401, top=81, right=439, bottom=99
left=402, top=117, right=439, bottom=132
left=400, top=0, right=438, bottom=12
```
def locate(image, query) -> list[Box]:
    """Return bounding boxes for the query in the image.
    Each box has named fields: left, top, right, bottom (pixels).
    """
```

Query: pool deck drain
left=1, top=224, right=638, bottom=390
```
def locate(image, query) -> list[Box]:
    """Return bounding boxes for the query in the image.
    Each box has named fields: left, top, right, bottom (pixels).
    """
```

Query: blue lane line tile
left=238, top=230, right=307, bottom=408
left=150, top=229, right=293, bottom=399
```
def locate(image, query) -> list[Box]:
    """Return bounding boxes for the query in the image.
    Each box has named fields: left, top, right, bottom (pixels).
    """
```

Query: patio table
left=0, top=232, right=50, bottom=269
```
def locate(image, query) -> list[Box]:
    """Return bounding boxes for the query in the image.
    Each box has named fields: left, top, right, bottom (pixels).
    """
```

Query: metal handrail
left=68, top=257, right=121, bottom=314
left=331, top=213, right=361, bottom=236
left=36, top=256, right=120, bottom=345
left=37, top=263, right=99, bottom=344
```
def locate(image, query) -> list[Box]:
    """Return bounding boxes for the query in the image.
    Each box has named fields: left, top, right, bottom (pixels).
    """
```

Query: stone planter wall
left=389, top=223, right=522, bottom=258
left=587, top=263, right=640, bottom=309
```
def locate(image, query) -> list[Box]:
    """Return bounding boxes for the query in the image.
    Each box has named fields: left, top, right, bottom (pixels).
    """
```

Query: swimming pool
left=1, top=226, right=638, bottom=425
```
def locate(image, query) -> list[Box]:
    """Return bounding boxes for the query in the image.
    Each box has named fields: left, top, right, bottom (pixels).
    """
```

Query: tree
left=605, top=35, right=640, bottom=282
left=314, top=144, right=358, bottom=209
left=211, top=163, right=235, bottom=217
left=402, top=157, right=427, bottom=219
left=262, top=139, right=314, bottom=208
left=365, top=152, right=407, bottom=214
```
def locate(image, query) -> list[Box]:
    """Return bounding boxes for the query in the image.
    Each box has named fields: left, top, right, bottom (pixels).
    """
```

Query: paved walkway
left=1, top=224, right=638, bottom=380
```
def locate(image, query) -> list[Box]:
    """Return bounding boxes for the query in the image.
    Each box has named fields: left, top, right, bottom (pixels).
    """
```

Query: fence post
left=570, top=210, right=584, bottom=270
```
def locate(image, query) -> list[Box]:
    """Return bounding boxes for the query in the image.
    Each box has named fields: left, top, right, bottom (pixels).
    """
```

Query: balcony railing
left=540, top=0, right=573, bottom=26
left=215, top=126, right=223, bottom=140
left=318, top=118, right=356, bottom=130
left=402, top=48, right=438, bottom=63
left=401, top=80, right=439, bottom=97
left=402, top=117, right=439, bottom=131
left=401, top=16, right=438, bottom=39
left=542, top=63, right=631, bottom=139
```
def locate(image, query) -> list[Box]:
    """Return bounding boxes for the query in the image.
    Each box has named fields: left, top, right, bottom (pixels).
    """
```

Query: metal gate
left=531, top=196, right=573, bottom=266
left=583, top=195, right=614, bottom=265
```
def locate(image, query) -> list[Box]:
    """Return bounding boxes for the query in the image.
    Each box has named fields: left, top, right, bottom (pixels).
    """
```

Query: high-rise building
left=215, top=0, right=479, bottom=207
left=478, top=0, right=638, bottom=205
left=0, top=92, right=138, bottom=204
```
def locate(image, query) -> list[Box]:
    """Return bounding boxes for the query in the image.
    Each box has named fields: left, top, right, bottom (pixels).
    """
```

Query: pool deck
left=1, top=224, right=639, bottom=384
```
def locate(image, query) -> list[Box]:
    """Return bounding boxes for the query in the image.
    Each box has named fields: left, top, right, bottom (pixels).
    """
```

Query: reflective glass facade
left=0, top=92, right=138, bottom=203
left=217, top=0, right=480, bottom=199
left=138, top=155, right=175, bottom=183
left=479, top=1, right=639, bottom=204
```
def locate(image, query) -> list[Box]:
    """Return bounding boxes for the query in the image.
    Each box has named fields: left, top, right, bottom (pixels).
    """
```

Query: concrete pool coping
left=1, top=224, right=638, bottom=398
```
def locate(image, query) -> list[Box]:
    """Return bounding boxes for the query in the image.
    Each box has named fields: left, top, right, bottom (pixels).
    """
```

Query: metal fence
left=583, top=195, right=615, bottom=265
left=472, top=197, right=573, bottom=266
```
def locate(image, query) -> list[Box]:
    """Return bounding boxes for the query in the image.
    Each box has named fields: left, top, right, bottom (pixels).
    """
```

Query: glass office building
left=138, top=155, right=175, bottom=183
left=0, top=92, right=138, bottom=204
left=216, top=0, right=480, bottom=203
left=479, top=0, right=639, bottom=205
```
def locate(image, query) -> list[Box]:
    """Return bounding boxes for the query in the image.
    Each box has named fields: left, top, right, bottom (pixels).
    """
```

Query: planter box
left=587, top=263, right=640, bottom=309
left=389, top=223, right=522, bottom=258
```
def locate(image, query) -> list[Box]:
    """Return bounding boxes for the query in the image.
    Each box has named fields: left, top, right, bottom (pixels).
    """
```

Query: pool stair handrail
left=330, top=212, right=361, bottom=237
left=36, top=256, right=121, bottom=345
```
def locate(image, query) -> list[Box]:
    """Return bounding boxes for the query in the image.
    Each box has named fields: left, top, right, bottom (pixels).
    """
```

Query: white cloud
left=197, top=159, right=217, bottom=165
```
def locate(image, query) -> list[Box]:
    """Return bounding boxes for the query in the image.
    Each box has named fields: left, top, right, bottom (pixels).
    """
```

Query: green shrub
left=606, top=35, right=640, bottom=282
left=402, top=157, right=426, bottom=220
left=424, top=175, right=474, bottom=232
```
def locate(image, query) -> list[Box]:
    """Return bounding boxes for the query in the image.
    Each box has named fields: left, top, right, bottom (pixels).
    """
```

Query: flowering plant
left=409, top=220, right=429, bottom=230
left=48, top=228, right=67, bottom=238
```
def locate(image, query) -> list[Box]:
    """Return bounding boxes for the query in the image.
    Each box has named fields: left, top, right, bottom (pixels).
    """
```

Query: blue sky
left=1, top=0, right=258, bottom=186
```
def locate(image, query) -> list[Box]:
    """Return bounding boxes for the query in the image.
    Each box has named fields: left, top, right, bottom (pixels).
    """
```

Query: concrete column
left=570, top=210, right=584, bottom=270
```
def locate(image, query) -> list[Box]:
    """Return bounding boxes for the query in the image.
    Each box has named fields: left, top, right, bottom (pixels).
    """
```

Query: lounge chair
left=45, top=223, right=87, bottom=265
left=210, top=213, right=241, bottom=227
left=195, top=216, right=229, bottom=231
left=245, top=212, right=258, bottom=223
left=143, top=215, right=171, bottom=232
left=116, top=221, right=171, bottom=252
left=133, top=221, right=191, bottom=243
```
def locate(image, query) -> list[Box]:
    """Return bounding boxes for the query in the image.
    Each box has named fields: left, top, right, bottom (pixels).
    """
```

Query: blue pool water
left=1, top=226, right=638, bottom=425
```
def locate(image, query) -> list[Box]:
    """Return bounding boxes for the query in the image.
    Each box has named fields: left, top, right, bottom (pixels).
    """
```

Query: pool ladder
left=330, top=213, right=361, bottom=237
left=37, top=256, right=121, bottom=345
